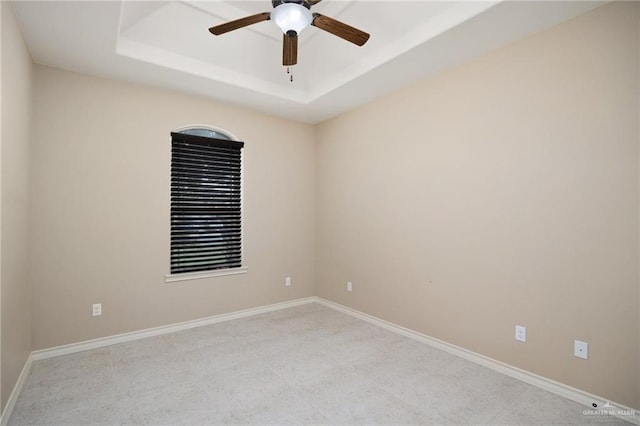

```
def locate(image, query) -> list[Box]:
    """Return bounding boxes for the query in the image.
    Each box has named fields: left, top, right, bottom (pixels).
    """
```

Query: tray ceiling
left=12, top=1, right=604, bottom=123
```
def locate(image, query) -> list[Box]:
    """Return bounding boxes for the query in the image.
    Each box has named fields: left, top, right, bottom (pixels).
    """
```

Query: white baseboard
left=32, top=297, right=315, bottom=360
left=313, top=297, right=640, bottom=426
left=3, top=297, right=315, bottom=424
left=1, top=297, right=314, bottom=425
left=0, top=353, right=32, bottom=426
left=5, top=295, right=637, bottom=426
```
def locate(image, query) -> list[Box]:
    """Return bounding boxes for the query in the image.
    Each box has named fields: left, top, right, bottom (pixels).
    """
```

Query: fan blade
left=311, top=13, right=369, bottom=46
left=304, top=0, right=323, bottom=6
left=283, top=33, right=298, bottom=66
left=209, top=12, right=271, bottom=36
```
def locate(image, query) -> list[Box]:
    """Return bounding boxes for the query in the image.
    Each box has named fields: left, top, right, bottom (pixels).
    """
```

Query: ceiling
left=12, top=0, right=604, bottom=123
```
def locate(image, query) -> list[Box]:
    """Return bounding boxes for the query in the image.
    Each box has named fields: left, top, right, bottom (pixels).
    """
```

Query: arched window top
left=174, top=125, right=239, bottom=142
left=168, top=125, right=244, bottom=278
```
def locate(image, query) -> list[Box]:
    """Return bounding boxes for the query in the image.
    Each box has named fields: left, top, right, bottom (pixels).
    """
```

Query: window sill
left=165, top=267, right=248, bottom=283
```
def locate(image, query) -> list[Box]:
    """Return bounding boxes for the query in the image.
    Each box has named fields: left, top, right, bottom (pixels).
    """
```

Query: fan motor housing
left=272, top=0, right=309, bottom=9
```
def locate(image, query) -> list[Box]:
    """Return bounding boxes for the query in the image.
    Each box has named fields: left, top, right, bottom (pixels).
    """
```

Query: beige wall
left=30, top=66, right=316, bottom=350
left=316, top=2, right=639, bottom=409
left=1, top=2, right=33, bottom=412
left=1, top=0, right=3, bottom=410
left=1, top=0, right=638, bottom=413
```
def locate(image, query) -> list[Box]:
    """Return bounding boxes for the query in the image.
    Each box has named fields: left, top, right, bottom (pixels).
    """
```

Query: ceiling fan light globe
left=271, top=3, right=312, bottom=34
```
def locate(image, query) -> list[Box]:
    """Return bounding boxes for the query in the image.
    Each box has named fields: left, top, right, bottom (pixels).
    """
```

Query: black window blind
left=170, top=132, right=244, bottom=274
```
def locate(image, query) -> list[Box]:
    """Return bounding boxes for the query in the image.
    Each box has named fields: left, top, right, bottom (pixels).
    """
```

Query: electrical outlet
left=347, top=281, right=353, bottom=292
left=574, top=340, right=588, bottom=359
left=285, top=276, right=291, bottom=287
left=92, top=303, right=102, bottom=316
left=515, top=325, right=526, bottom=342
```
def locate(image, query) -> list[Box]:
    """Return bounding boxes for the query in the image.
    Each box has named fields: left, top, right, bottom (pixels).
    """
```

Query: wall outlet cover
left=574, top=340, right=588, bottom=359
left=92, top=303, right=102, bottom=316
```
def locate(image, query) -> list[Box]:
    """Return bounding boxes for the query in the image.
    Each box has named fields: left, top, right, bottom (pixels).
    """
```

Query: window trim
left=165, top=125, right=247, bottom=283
left=165, top=267, right=247, bottom=283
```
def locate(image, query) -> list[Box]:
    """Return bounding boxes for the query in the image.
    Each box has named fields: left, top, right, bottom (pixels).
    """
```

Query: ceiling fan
left=208, top=0, right=370, bottom=67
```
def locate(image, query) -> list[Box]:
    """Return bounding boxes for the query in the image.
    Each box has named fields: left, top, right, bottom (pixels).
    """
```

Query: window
left=169, top=127, right=244, bottom=277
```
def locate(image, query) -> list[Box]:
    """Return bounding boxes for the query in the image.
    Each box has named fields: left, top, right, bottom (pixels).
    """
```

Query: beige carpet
left=8, top=303, right=631, bottom=425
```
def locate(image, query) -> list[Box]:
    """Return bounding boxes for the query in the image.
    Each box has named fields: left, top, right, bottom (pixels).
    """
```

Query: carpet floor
left=8, top=302, right=632, bottom=425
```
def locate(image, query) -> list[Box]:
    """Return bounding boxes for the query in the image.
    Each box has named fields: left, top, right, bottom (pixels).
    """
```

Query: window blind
left=170, top=132, right=244, bottom=274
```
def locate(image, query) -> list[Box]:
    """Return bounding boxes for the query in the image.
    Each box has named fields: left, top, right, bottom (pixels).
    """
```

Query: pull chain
left=286, top=66, right=294, bottom=83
